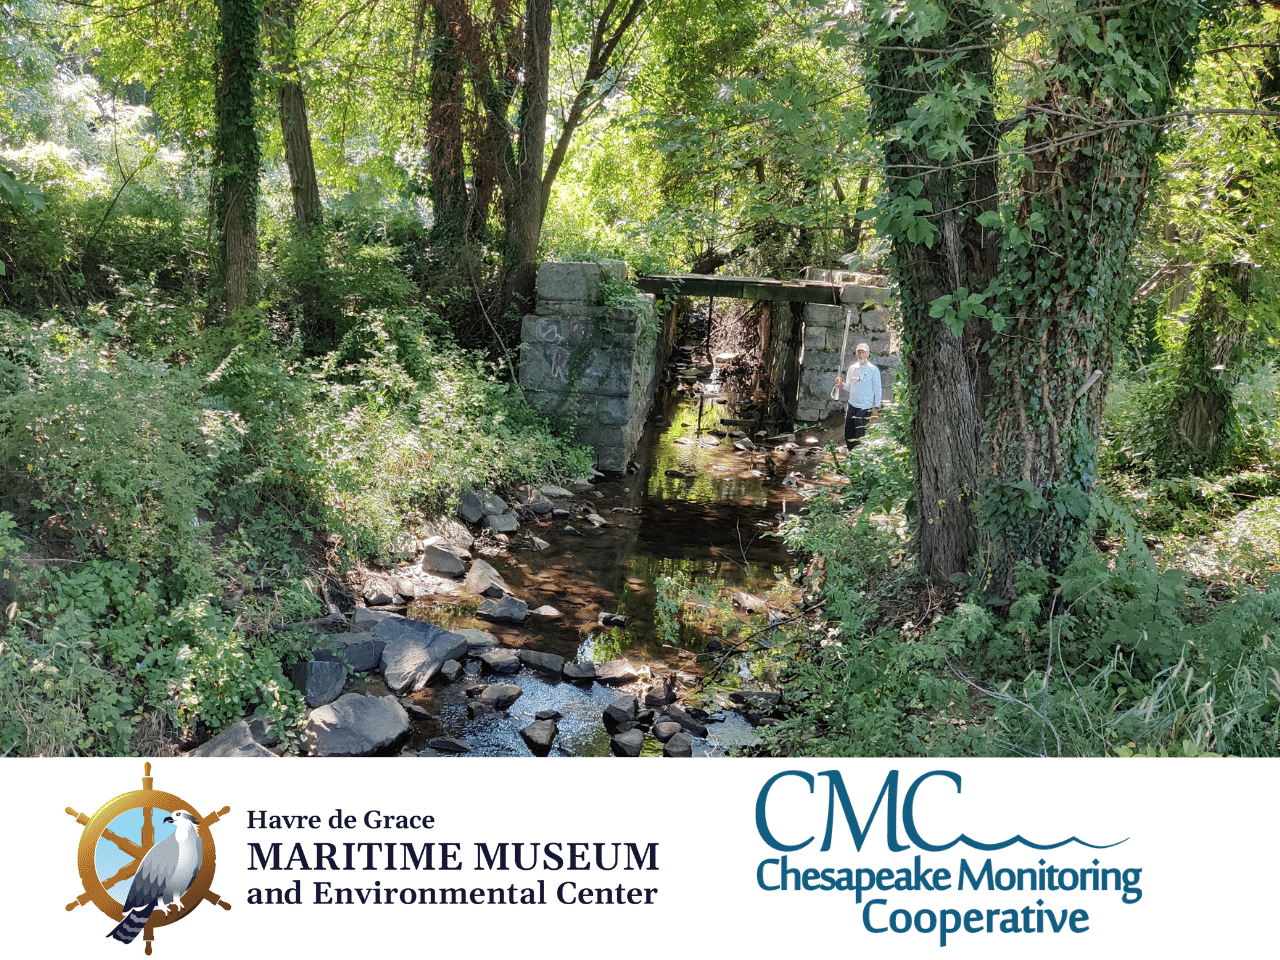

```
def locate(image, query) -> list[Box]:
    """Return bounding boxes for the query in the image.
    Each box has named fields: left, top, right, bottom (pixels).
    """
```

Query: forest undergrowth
left=735, top=375, right=1280, bottom=758
left=0, top=178, right=594, bottom=756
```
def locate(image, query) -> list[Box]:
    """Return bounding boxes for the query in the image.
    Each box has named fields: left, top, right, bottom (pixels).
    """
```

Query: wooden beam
left=636, top=274, right=843, bottom=304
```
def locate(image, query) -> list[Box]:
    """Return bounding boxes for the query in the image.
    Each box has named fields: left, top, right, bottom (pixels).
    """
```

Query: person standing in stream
left=834, top=342, right=882, bottom=450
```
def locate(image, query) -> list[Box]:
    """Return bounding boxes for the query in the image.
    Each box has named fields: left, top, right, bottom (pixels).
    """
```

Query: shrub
left=0, top=316, right=216, bottom=596
left=753, top=412, right=979, bottom=756
left=939, top=535, right=1280, bottom=757
left=0, top=556, right=309, bottom=756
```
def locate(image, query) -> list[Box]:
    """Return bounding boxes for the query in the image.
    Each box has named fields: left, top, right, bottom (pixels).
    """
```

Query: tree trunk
left=498, top=0, right=552, bottom=319
left=866, top=1, right=1212, bottom=594
left=866, top=1, right=1000, bottom=582
left=215, top=0, right=262, bottom=315
left=1170, top=261, right=1253, bottom=469
left=979, top=13, right=1206, bottom=593
left=427, top=0, right=470, bottom=246
left=1166, top=32, right=1274, bottom=472
left=265, top=0, right=321, bottom=234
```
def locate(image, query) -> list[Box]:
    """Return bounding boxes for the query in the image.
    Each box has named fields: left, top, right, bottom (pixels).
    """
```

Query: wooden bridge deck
left=635, top=273, right=846, bottom=304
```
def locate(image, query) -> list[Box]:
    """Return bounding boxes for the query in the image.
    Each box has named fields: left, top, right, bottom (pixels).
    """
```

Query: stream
left=365, top=372, right=846, bottom=757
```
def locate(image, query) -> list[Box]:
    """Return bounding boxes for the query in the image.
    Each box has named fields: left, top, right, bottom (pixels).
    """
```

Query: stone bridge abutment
left=519, top=261, right=895, bottom=472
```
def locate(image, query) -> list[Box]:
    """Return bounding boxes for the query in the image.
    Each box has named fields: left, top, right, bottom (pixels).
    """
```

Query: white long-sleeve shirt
left=845, top=361, right=882, bottom=410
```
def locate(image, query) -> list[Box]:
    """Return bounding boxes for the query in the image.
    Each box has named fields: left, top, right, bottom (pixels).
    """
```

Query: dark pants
left=844, top=406, right=872, bottom=449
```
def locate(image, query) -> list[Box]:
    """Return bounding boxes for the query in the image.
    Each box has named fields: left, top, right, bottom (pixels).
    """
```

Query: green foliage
left=0, top=261, right=593, bottom=755
left=0, top=316, right=217, bottom=596
left=652, top=570, right=746, bottom=650
left=755, top=414, right=978, bottom=757
left=764, top=393, right=1280, bottom=758
left=653, top=572, right=690, bottom=647
left=0, top=557, right=309, bottom=756
left=779, top=412, right=913, bottom=627
left=0, top=159, right=46, bottom=218
left=194, top=307, right=592, bottom=564
left=1, top=101, right=202, bottom=312
left=550, top=0, right=869, bottom=277
left=1100, top=363, right=1280, bottom=548
left=1104, top=364, right=1236, bottom=478
left=860, top=0, right=1238, bottom=583
left=758, top=623, right=977, bottom=757
left=939, top=534, right=1280, bottom=757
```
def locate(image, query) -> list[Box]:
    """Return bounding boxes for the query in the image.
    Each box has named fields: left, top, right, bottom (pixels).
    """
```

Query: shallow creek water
left=377, top=385, right=846, bottom=757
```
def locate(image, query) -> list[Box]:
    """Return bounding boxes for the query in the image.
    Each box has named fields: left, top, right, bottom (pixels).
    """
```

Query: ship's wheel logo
left=66, top=763, right=232, bottom=954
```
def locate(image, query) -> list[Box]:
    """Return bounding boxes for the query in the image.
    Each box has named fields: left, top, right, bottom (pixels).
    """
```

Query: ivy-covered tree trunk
left=864, top=0, right=1220, bottom=594
left=1168, top=261, right=1253, bottom=470
left=1164, top=32, right=1275, bottom=472
left=214, top=0, right=262, bottom=314
left=981, top=11, right=1207, bottom=592
left=865, top=1, right=1001, bottom=580
left=427, top=0, right=470, bottom=247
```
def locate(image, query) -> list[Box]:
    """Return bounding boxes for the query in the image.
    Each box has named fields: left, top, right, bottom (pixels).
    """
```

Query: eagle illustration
left=107, top=810, right=203, bottom=944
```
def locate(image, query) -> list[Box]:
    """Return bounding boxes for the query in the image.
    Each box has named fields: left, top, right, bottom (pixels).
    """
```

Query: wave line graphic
left=943, top=834, right=1127, bottom=852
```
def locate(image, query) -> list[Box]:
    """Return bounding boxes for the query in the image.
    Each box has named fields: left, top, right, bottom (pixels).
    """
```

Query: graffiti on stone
left=549, top=345, right=573, bottom=381
left=535, top=318, right=566, bottom=344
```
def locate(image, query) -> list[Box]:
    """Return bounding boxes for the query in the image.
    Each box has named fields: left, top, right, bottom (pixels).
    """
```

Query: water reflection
left=402, top=390, right=842, bottom=756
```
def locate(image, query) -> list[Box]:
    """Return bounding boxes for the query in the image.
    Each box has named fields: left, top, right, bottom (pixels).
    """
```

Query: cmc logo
left=754, top=770, right=1123, bottom=853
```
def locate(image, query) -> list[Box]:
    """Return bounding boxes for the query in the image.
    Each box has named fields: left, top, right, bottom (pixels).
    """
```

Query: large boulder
left=524, top=490, right=555, bottom=515
left=374, top=618, right=469, bottom=694
left=663, top=732, right=693, bottom=758
left=465, top=558, right=513, bottom=598
left=440, top=659, right=464, bottom=682
left=662, top=704, right=709, bottom=739
left=349, top=608, right=401, bottom=633
left=484, top=512, right=521, bottom=534
left=480, top=489, right=509, bottom=516
left=289, top=660, right=347, bottom=708
left=603, top=696, right=640, bottom=734
left=477, top=596, right=528, bottom=624
left=595, top=659, right=641, bottom=685
left=562, top=662, right=596, bottom=682
left=476, top=683, right=523, bottom=710
left=609, top=729, right=644, bottom=757
left=644, top=678, right=677, bottom=708
left=188, top=720, right=277, bottom=758
left=312, top=636, right=383, bottom=673
left=519, top=719, right=558, bottom=756
left=421, top=516, right=475, bottom=550
left=477, top=648, right=521, bottom=675
left=454, top=628, right=502, bottom=652
left=244, top=713, right=281, bottom=748
left=421, top=537, right=470, bottom=577
left=362, top=578, right=397, bottom=606
left=457, top=488, right=484, bottom=524
left=652, top=720, right=683, bottom=743
left=518, top=649, right=566, bottom=677
left=304, top=694, right=410, bottom=757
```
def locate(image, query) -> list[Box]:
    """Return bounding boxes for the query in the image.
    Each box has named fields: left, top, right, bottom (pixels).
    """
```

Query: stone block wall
left=795, top=272, right=896, bottom=422
left=519, top=261, right=659, bottom=473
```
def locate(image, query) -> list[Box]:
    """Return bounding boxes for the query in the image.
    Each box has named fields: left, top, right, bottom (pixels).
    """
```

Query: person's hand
left=835, top=376, right=843, bottom=386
